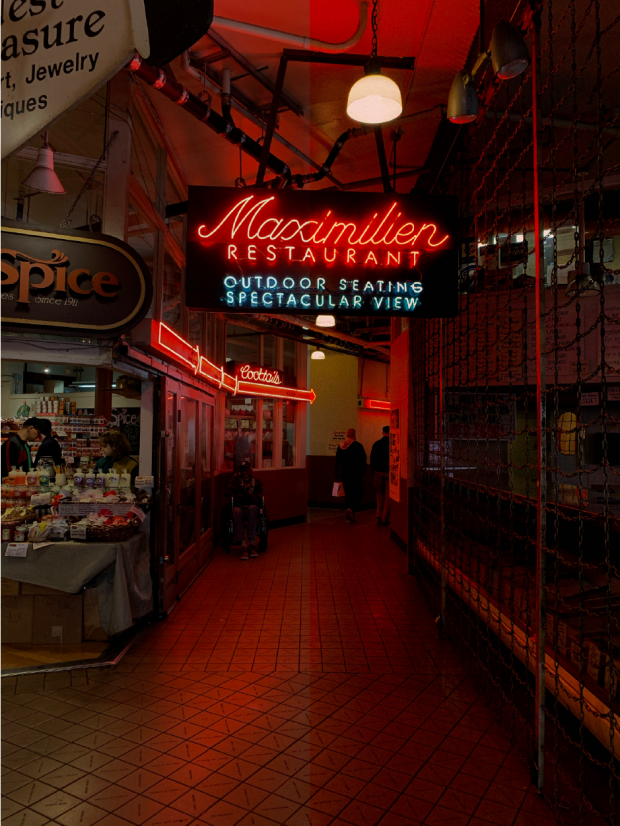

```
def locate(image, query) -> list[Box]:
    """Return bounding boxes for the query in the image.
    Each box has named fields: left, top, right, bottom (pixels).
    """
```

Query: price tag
left=5, top=543, right=28, bottom=557
left=130, top=505, right=146, bottom=522
left=608, top=387, right=620, bottom=402
left=135, top=476, right=154, bottom=489
left=581, top=391, right=599, bottom=406
left=70, top=524, right=88, bottom=541
left=31, top=493, right=51, bottom=506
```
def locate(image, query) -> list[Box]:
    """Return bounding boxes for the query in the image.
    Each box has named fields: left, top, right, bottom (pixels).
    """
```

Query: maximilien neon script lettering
left=198, top=196, right=449, bottom=249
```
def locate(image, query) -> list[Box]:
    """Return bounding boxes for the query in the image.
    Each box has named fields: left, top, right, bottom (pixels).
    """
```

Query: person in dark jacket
left=335, top=428, right=367, bottom=522
left=1, top=418, right=40, bottom=478
left=370, top=425, right=390, bottom=525
left=33, top=418, right=63, bottom=468
left=227, top=460, right=264, bottom=559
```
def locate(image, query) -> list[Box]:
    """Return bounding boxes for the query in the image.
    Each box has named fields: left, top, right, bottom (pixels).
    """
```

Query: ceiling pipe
left=211, top=2, right=368, bottom=53
left=128, top=55, right=291, bottom=184
left=258, top=314, right=390, bottom=358
left=181, top=53, right=346, bottom=189
left=485, top=109, right=620, bottom=136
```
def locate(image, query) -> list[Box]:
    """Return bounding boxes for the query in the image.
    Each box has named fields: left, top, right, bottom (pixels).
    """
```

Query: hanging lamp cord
left=61, top=130, right=118, bottom=228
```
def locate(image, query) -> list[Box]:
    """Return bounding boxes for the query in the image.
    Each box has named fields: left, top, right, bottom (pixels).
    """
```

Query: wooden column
left=94, top=368, right=113, bottom=420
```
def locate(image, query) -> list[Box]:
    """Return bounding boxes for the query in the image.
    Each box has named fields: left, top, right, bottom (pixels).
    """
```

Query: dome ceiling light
left=316, top=315, right=336, bottom=328
left=311, top=348, right=326, bottom=360
left=347, top=0, right=402, bottom=125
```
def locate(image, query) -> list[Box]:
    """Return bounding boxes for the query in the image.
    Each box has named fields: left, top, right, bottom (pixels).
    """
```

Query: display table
left=2, top=534, right=152, bottom=636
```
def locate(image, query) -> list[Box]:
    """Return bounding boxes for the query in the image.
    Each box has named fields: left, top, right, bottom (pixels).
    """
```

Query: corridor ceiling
left=142, top=0, right=480, bottom=193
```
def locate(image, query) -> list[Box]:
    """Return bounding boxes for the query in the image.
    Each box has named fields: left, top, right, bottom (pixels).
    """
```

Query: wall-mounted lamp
left=316, top=315, right=336, bottom=328
left=447, top=9, right=529, bottom=125
left=311, top=348, right=326, bottom=360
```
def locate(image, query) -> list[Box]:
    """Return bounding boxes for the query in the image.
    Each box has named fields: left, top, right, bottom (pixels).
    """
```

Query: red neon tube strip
left=365, top=399, right=390, bottom=410
left=154, top=322, right=315, bottom=403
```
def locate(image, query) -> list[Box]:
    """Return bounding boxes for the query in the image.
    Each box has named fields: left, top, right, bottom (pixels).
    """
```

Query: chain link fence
left=411, top=0, right=620, bottom=821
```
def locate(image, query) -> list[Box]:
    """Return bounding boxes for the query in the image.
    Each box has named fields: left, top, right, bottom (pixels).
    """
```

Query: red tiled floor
left=1, top=510, right=559, bottom=825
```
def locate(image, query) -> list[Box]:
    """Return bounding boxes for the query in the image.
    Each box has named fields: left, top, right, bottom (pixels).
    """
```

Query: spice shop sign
left=1, top=221, right=152, bottom=335
left=1, top=0, right=150, bottom=158
left=186, top=187, right=458, bottom=318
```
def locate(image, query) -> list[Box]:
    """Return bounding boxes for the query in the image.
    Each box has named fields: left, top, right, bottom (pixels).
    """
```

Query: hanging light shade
left=490, top=21, right=530, bottom=80
left=347, top=58, right=402, bottom=124
left=22, top=132, right=65, bottom=195
left=316, top=315, right=336, bottom=328
left=311, top=348, right=325, bottom=360
left=447, top=72, right=478, bottom=124
left=566, top=263, right=601, bottom=297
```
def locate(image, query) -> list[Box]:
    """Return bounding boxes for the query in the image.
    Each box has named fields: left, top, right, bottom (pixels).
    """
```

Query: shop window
left=263, top=336, right=277, bottom=368
left=163, top=248, right=182, bottom=332
left=262, top=400, right=275, bottom=468
left=179, top=396, right=197, bottom=554
left=283, top=339, right=297, bottom=386
left=282, top=401, right=296, bottom=467
left=131, top=110, right=159, bottom=209
left=225, top=398, right=257, bottom=470
left=200, top=403, right=212, bottom=535
left=226, top=324, right=260, bottom=367
left=188, top=312, right=203, bottom=350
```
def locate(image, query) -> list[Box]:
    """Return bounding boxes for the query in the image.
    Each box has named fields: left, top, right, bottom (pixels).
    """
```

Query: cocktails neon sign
left=154, top=322, right=316, bottom=403
left=187, top=188, right=457, bottom=318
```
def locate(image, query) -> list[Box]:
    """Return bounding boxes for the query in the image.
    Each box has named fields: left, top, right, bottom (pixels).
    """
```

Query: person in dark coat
left=227, top=460, right=264, bottom=559
left=33, top=418, right=63, bottom=468
left=335, top=428, right=367, bottom=522
left=370, top=425, right=390, bottom=525
left=1, top=418, right=40, bottom=477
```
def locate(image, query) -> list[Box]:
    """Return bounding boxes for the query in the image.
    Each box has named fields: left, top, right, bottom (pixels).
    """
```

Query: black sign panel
left=186, top=187, right=458, bottom=317
left=1, top=221, right=152, bottom=336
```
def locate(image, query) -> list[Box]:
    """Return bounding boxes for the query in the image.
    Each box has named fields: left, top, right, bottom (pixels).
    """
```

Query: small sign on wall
left=328, top=430, right=347, bottom=452
left=389, top=409, right=400, bottom=503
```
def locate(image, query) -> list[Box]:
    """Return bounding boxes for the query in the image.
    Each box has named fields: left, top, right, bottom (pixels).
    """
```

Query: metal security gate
left=411, top=1, right=620, bottom=822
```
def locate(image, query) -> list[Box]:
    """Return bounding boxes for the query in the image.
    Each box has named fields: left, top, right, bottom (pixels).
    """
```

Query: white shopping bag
left=332, top=482, right=345, bottom=497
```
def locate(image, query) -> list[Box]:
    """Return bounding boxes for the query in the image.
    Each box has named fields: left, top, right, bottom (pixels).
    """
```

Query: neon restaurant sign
left=151, top=321, right=316, bottom=403
left=186, top=188, right=458, bottom=317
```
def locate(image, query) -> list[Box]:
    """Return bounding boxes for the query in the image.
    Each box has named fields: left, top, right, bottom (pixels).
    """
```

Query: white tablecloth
left=1, top=534, right=152, bottom=635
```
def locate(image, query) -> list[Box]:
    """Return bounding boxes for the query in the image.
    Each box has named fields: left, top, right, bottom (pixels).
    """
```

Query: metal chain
left=371, top=0, right=379, bottom=57
left=60, top=130, right=118, bottom=228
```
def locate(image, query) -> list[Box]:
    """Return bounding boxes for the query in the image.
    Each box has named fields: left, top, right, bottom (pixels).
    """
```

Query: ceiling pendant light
left=566, top=263, right=601, bottom=298
left=22, top=131, right=66, bottom=195
left=346, top=0, right=402, bottom=124
left=490, top=21, right=529, bottom=80
left=311, top=348, right=326, bottom=360
left=316, top=315, right=336, bottom=328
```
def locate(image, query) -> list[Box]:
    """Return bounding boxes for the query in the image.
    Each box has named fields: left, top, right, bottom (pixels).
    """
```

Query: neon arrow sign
left=154, top=322, right=316, bottom=403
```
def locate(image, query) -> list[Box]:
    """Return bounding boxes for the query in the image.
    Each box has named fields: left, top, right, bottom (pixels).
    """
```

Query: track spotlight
left=491, top=21, right=529, bottom=79
left=447, top=72, right=478, bottom=124
left=316, top=315, right=336, bottom=328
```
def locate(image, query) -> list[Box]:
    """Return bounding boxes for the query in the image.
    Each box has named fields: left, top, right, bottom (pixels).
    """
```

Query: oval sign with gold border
left=1, top=221, right=152, bottom=336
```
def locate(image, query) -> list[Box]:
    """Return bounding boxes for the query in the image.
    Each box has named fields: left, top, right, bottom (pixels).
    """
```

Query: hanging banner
left=186, top=188, right=458, bottom=318
left=389, top=408, right=400, bottom=502
left=1, top=1, right=150, bottom=158
left=1, top=220, right=152, bottom=335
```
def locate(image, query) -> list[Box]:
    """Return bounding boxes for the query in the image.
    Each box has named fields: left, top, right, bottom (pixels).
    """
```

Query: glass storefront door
left=157, top=377, right=214, bottom=613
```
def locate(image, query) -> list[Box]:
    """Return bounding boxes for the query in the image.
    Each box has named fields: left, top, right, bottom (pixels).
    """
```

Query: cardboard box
left=32, top=595, right=83, bottom=644
left=1, top=577, right=20, bottom=596
left=82, top=588, right=109, bottom=642
left=21, top=582, right=68, bottom=597
left=1, top=595, right=34, bottom=643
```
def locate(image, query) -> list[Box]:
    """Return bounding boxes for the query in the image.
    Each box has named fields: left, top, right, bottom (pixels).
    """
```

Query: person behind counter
left=33, top=418, right=62, bottom=468
left=1, top=417, right=41, bottom=477
left=96, top=430, right=139, bottom=486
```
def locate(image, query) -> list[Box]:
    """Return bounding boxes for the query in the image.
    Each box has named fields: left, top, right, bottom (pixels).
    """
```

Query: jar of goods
left=14, top=486, right=28, bottom=500
left=1, top=523, right=15, bottom=542
left=26, top=469, right=38, bottom=486
left=13, top=524, right=27, bottom=542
